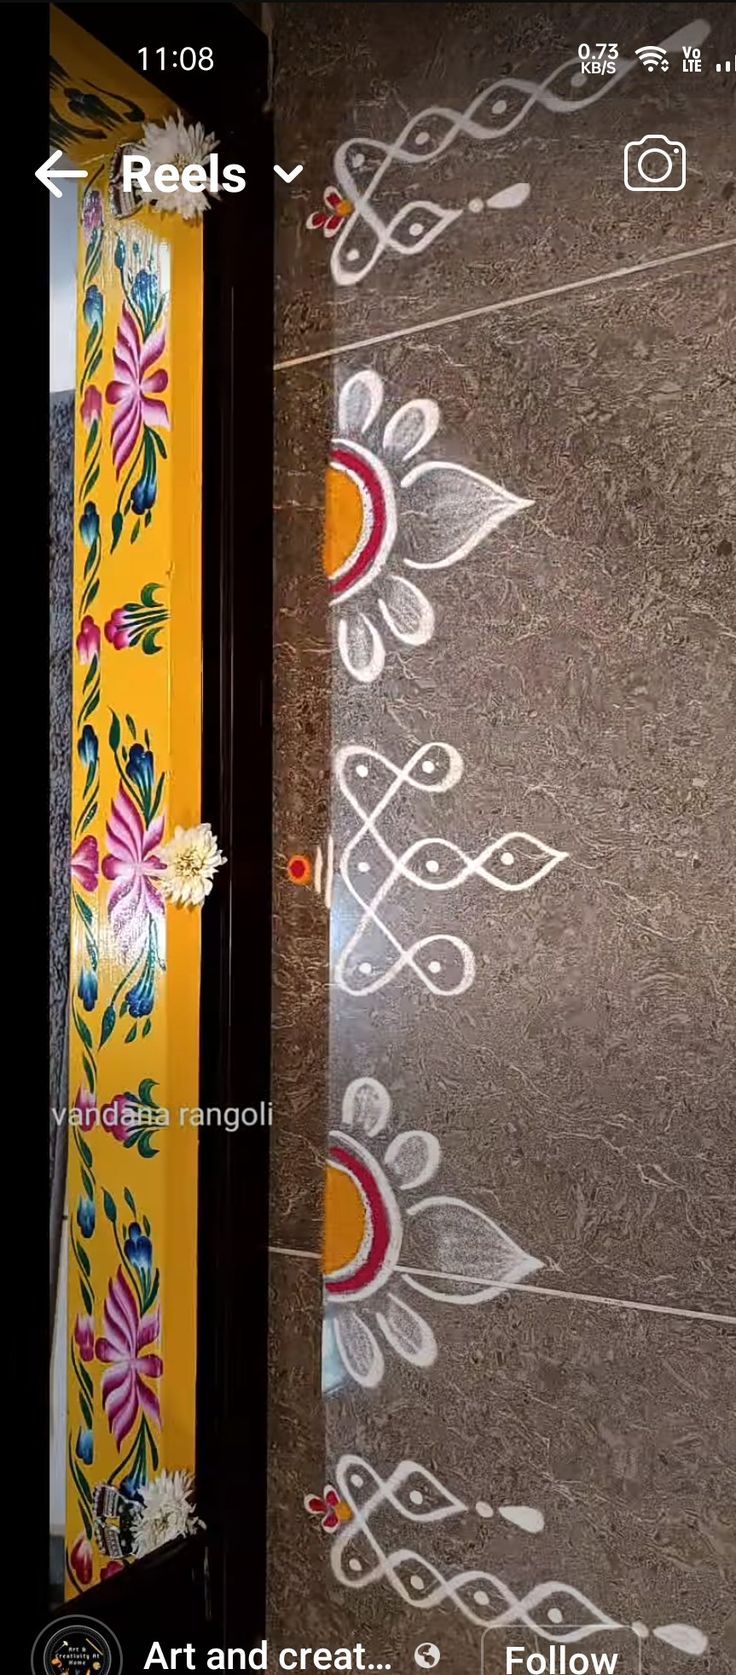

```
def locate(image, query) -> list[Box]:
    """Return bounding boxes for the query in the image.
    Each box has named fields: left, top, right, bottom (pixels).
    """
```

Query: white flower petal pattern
left=384, top=1130, right=441, bottom=1191
left=338, top=368, right=384, bottom=436
left=377, top=574, right=434, bottom=646
left=324, top=370, right=532, bottom=684
left=400, top=459, right=534, bottom=570
left=342, top=1076, right=392, bottom=1137
left=338, top=610, right=386, bottom=683
left=403, top=1196, right=543, bottom=1301
left=375, top=1291, right=438, bottom=1367
left=383, top=398, right=440, bottom=461
left=333, top=1308, right=386, bottom=1388
left=323, top=1079, right=541, bottom=1394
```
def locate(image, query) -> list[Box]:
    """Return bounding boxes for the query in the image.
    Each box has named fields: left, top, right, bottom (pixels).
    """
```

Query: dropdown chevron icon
left=274, top=164, right=303, bottom=183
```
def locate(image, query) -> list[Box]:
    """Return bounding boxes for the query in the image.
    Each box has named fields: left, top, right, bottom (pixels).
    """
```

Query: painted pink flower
left=101, top=1560, right=125, bottom=1581
left=81, top=385, right=102, bottom=428
left=104, top=607, right=135, bottom=651
left=102, top=784, right=165, bottom=960
left=74, top=1312, right=96, bottom=1362
left=99, top=1094, right=137, bottom=1143
left=304, top=1484, right=353, bottom=1533
left=96, top=1267, right=163, bottom=1447
left=71, top=835, right=99, bottom=894
left=72, top=1084, right=98, bottom=1131
left=105, top=308, right=169, bottom=475
left=70, top=1534, right=94, bottom=1585
left=306, top=186, right=354, bottom=238
left=76, top=614, right=100, bottom=663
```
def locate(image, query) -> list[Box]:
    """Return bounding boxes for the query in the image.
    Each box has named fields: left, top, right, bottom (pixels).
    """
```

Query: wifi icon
left=635, top=45, right=669, bottom=72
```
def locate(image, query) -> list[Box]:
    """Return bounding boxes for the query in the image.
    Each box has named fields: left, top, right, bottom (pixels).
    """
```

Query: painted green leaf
left=125, top=1023, right=138, bottom=1044
left=81, top=1167, right=94, bottom=1199
left=131, top=519, right=141, bottom=544
left=137, top=1131, right=159, bottom=1159
left=125, top=714, right=136, bottom=738
left=142, top=1018, right=152, bottom=1037
left=151, top=429, right=167, bottom=459
left=82, top=1053, right=95, bottom=1091
left=80, top=1278, right=93, bottom=1315
left=80, top=1392, right=93, bottom=1429
left=103, top=1190, right=117, bottom=1223
left=109, top=712, right=121, bottom=751
left=79, top=1137, right=93, bottom=1169
left=124, top=1187, right=137, bottom=1215
left=141, top=582, right=161, bottom=607
left=100, top=1005, right=116, bottom=1047
left=143, top=1216, right=151, bottom=1237
left=76, top=1014, right=93, bottom=1051
left=138, top=1078, right=157, bottom=1106
left=76, top=1244, right=91, bottom=1277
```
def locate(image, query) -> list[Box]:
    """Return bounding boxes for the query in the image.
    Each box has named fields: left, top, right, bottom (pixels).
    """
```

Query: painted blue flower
left=126, top=742, right=155, bottom=802
left=126, top=963, right=155, bottom=1019
left=79, top=502, right=100, bottom=548
left=76, top=1427, right=94, bottom=1466
left=132, top=267, right=158, bottom=318
left=131, top=469, right=157, bottom=515
left=83, top=284, right=103, bottom=329
left=114, top=235, right=126, bottom=271
left=124, top=1220, right=153, bottom=1275
left=77, top=1195, right=95, bottom=1238
left=78, top=724, right=98, bottom=772
left=120, top=1470, right=145, bottom=1502
left=77, top=966, right=98, bottom=1012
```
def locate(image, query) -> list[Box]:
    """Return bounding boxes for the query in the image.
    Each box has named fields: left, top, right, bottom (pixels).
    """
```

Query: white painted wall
left=50, top=163, right=78, bottom=393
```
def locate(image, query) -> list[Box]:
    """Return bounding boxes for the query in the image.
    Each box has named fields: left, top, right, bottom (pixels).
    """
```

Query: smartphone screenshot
left=22, top=2, right=736, bottom=1673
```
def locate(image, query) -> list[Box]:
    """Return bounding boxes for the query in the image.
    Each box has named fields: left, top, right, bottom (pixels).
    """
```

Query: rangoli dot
left=358, top=961, right=372, bottom=974
left=468, top=197, right=484, bottom=213
left=409, top=222, right=424, bottom=237
left=428, top=960, right=442, bottom=973
left=631, top=1624, right=649, bottom=1641
left=350, top=1473, right=363, bottom=1486
left=425, top=859, right=440, bottom=873
left=346, top=250, right=360, bottom=262
left=547, top=1609, right=563, bottom=1624
left=348, top=1558, right=362, bottom=1573
left=415, top=130, right=431, bottom=145
left=409, top=1489, right=423, bottom=1505
left=410, top=1575, right=425, bottom=1592
left=492, top=98, right=508, bottom=114
left=474, top=1590, right=490, bottom=1606
left=352, top=151, right=365, bottom=166
left=356, top=763, right=369, bottom=777
left=422, top=760, right=435, bottom=774
left=501, top=851, right=515, bottom=866
left=357, top=860, right=371, bottom=873
left=475, top=1500, right=493, bottom=1518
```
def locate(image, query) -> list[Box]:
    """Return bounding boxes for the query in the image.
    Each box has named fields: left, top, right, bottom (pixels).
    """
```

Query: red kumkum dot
left=287, top=854, right=312, bottom=885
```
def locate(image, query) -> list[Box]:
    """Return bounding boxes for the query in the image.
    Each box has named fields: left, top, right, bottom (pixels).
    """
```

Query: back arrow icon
left=36, top=149, right=89, bottom=199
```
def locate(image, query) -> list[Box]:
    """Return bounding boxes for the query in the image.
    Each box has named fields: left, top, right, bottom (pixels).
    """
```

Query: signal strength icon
left=635, top=45, right=669, bottom=72
left=715, top=54, right=733, bottom=72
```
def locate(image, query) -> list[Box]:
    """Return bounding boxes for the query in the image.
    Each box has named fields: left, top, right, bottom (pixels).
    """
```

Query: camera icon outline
left=623, top=133, right=687, bottom=192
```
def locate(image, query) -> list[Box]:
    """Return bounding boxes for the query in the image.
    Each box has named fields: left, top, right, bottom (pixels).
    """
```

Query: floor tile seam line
left=273, top=237, right=736, bottom=372
left=266, top=1245, right=736, bottom=1324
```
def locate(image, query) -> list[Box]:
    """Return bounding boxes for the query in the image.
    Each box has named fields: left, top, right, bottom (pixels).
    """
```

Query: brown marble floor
left=270, top=6, right=735, bottom=1672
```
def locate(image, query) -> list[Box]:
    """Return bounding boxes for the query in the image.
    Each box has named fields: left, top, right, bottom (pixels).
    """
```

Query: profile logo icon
left=31, top=1618, right=123, bottom=1675
left=413, top=1647, right=441, bottom=1669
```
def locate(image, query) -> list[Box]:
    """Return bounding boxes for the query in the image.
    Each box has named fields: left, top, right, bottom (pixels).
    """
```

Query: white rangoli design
left=324, top=368, right=531, bottom=685
left=333, top=741, right=567, bottom=996
left=319, top=21, right=710, bottom=286
left=318, top=1454, right=708, bottom=1657
left=322, top=1077, right=541, bottom=1393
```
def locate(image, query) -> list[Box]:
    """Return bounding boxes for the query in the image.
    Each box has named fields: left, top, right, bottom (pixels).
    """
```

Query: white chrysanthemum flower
left=132, top=1470, right=204, bottom=1558
left=159, top=823, right=226, bottom=906
left=141, top=112, right=219, bottom=220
